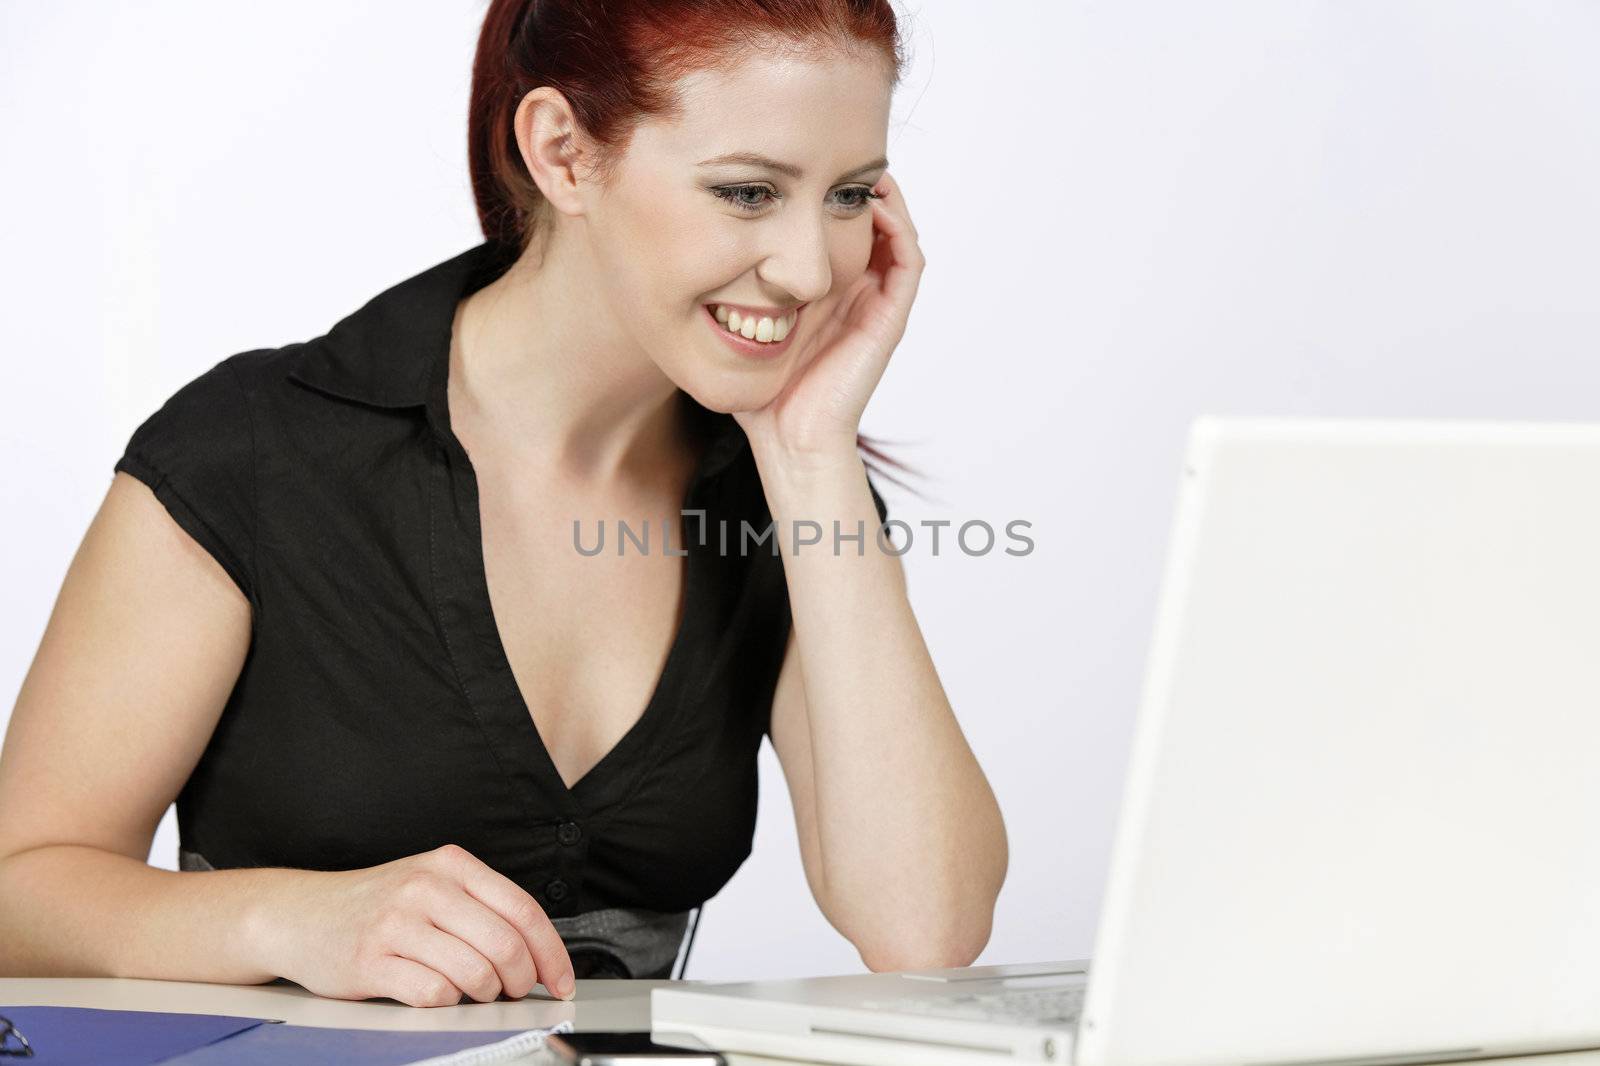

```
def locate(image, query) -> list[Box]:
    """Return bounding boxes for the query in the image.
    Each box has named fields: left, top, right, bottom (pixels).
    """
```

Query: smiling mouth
left=706, top=303, right=803, bottom=345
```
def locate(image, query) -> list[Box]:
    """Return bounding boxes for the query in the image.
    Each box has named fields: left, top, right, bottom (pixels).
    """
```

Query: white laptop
left=653, top=417, right=1600, bottom=1066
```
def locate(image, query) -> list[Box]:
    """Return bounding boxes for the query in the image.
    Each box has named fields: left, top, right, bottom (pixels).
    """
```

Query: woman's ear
left=514, top=86, right=591, bottom=218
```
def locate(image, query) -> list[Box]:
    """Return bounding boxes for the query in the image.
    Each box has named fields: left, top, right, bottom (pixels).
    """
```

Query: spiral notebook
left=161, top=1017, right=574, bottom=1065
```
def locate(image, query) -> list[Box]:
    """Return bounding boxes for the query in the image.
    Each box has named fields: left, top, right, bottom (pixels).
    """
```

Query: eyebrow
left=697, top=152, right=889, bottom=182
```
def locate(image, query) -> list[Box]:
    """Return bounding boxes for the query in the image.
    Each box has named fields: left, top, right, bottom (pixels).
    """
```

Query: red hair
left=467, top=0, right=921, bottom=493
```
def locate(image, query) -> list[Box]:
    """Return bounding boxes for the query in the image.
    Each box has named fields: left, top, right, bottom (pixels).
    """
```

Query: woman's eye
left=712, top=184, right=777, bottom=213
left=832, top=185, right=877, bottom=211
left=710, top=183, right=879, bottom=215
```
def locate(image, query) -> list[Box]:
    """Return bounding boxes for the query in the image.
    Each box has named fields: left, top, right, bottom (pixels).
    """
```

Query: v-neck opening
left=422, top=297, right=734, bottom=817
left=454, top=446, right=706, bottom=810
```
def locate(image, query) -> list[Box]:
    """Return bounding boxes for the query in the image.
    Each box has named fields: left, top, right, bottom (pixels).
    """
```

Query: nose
left=753, top=208, right=833, bottom=306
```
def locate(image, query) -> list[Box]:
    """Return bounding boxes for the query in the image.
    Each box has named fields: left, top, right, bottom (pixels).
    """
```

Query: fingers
left=870, top=172, right=924, bottom=270
left=433, top=845, right=576, bottom=1000
left=867, top=186, right=925, bottom=313
left=873, top=171, right=919, bottom=243
left=371, top=954, right=464, bottom=1009
left=395, top=924, right=505, bottom=1004
left=426, top=887, right=541, bottom=1001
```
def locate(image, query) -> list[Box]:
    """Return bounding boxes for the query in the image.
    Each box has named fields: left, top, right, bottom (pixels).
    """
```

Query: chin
left=673, top=362, right=787, bottom=415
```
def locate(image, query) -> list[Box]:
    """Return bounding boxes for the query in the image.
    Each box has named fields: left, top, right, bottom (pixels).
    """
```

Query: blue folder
left=0, top=1005, right=266, bottom=1065
left=0, top=1004, right=550, bottom=1065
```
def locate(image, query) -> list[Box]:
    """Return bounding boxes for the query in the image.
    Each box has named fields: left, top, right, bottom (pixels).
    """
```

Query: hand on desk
left=245, top=843, right=575, bottom=1008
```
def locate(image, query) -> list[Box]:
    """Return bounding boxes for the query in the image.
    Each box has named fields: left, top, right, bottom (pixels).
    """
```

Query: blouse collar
left=287, top=241, right=749, bottom=480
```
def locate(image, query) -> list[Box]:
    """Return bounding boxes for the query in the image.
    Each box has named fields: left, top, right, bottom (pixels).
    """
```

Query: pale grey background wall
left=3, top=2, right=1597, bottom=980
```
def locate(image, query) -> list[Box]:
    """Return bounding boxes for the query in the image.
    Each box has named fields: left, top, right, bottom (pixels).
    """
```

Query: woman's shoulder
left=111, top=341, right=330, bottom=600
left=115, top=342, right=314, bottom=473
left=112, top=351, right=270, bottom=603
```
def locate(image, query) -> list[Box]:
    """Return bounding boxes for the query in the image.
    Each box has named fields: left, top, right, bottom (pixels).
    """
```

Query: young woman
left=0, top=0, right=1006, bottom=1007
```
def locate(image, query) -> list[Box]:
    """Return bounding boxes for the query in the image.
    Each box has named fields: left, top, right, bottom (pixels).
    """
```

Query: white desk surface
left=5, top=976, right=1600, bottom=1066
left=3, top=977, right=798, bottom=1064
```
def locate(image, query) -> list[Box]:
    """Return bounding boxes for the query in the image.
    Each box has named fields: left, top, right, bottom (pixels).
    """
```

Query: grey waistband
left=552, top=905, right=693, bottom=979
left=178, top=847, right=693, bottom=980
left=178, top=848, right=217, bottom=872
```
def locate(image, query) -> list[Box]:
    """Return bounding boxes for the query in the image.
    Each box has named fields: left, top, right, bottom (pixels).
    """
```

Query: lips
left=709, top=303, right=801, bottom=343
left=703, top=302, right=804, bottom=359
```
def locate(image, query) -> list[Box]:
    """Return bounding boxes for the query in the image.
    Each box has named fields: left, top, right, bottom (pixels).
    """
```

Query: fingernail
left=557, top=973, right=575, bottom=998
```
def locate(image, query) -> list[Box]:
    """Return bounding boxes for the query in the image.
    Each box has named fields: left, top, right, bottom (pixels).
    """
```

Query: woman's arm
left=0, top=474, right=576, bottom=1005
left=733, top=171, right=1005, bottom=972
left=0, top=471, right=272, bottom=981
left=761, top=447, right=1008, bottom=973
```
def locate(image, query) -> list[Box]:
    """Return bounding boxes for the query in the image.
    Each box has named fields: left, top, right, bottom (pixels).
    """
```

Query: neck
left=448, top=233, right=690, bottom=487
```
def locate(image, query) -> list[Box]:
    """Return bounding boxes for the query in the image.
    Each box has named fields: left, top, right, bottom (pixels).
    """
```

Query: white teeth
left=711, top=305, right=797, bottom=345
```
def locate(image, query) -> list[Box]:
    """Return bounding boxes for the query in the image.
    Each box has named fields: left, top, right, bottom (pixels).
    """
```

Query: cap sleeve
left=113, top=358, right=257, bottom=603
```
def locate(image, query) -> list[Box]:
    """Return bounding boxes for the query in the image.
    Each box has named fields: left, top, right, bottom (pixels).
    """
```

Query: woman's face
left=579, top=46, right=894, bottom=413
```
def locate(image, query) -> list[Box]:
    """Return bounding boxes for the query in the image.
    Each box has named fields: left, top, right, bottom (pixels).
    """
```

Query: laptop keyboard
left=861, top=985, right=1085, bottom=1026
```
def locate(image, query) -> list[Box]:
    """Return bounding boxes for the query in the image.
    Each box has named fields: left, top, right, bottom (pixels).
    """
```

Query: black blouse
left=111, top=242, right=888, bottom=969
